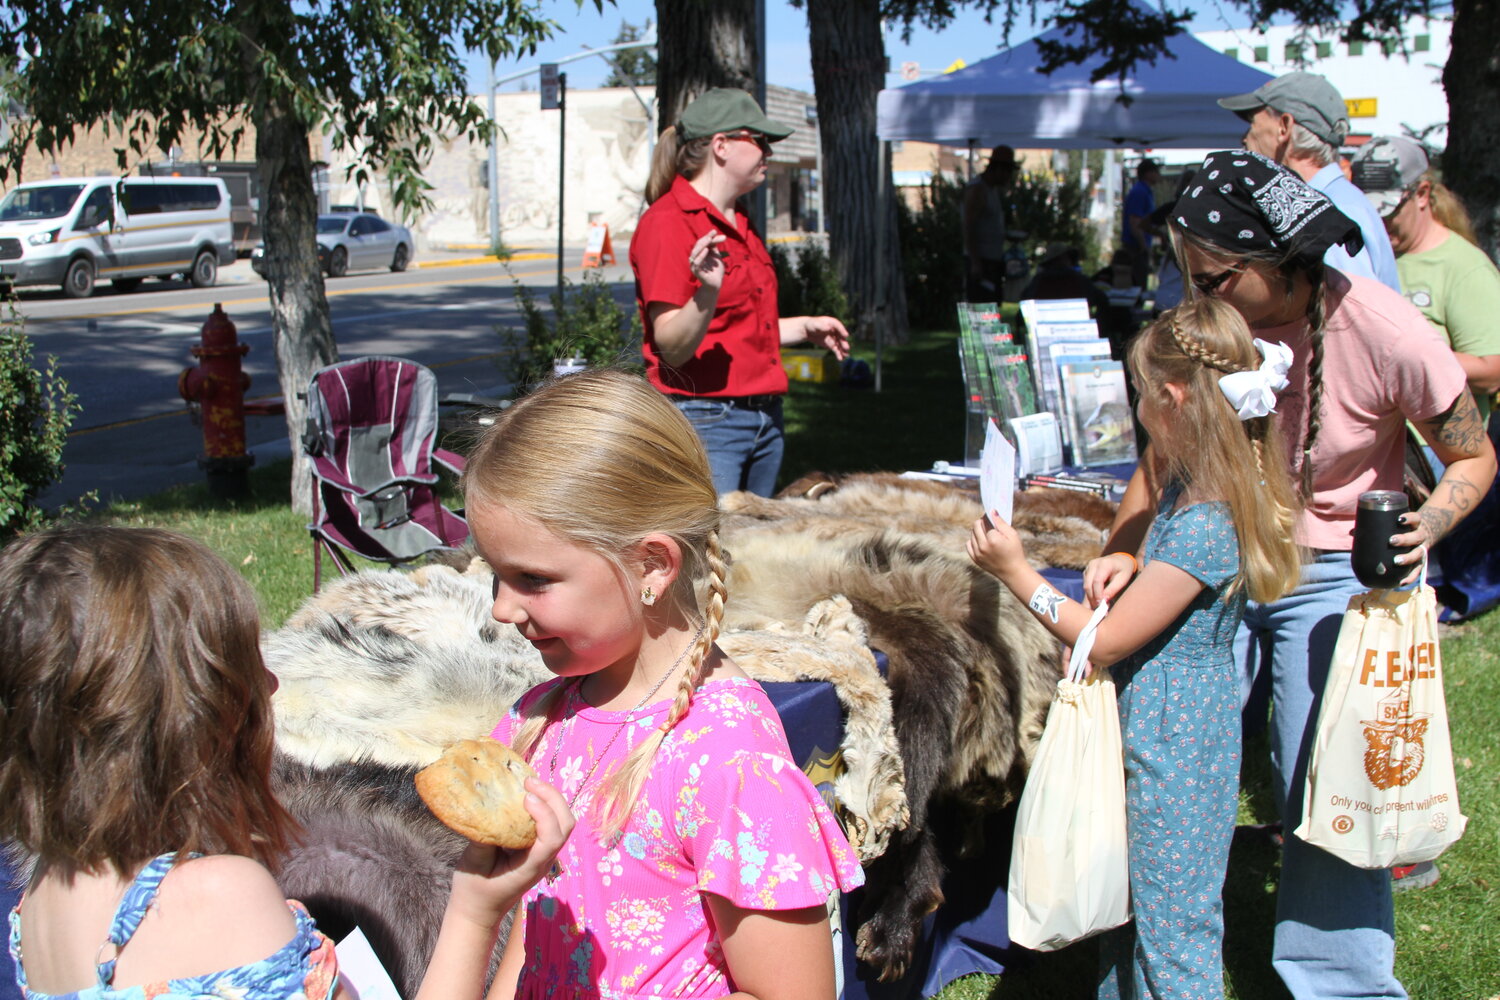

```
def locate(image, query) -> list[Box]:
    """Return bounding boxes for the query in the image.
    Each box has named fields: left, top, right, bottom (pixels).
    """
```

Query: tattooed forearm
left=1415, top=390, right=1486, bottom=457
left=1421, top=471, right=1487, bottom=541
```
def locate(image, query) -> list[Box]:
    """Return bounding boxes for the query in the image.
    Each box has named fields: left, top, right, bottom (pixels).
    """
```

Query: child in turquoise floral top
left=0, top=526, right=571, bottom=1000
left=968, top=298, right=1303, bottom=999
left=461, top=369, right=864, bottom=1000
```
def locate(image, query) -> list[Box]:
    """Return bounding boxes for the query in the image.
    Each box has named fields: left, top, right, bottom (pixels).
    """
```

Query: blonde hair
left=1424, top=171, right=1479, bottom=247
left=1129, top=300, right=1304, bottom=603
left=645, top=124, right=713, bottom=204
left=461, top=368, right=725, bottom=840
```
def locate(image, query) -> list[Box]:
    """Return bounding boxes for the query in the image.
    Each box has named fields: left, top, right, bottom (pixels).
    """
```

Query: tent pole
left=875, top=138, right=888, bottom=393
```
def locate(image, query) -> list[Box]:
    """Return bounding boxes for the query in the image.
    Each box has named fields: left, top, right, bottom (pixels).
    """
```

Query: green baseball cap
left=677, top=88, right=795, bottom=142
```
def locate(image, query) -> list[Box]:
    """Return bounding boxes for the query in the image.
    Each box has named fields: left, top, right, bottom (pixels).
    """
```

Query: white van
left=0, top=176, right=234, bottom=298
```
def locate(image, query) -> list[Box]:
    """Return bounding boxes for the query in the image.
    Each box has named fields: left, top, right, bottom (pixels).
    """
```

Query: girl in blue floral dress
left=0, top=526, right=572, bottom=1000
left=968, top=298, right=1304, bottom=998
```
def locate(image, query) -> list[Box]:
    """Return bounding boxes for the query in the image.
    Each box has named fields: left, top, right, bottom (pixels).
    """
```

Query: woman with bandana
left=1086, top=150, right=1495, bottom=999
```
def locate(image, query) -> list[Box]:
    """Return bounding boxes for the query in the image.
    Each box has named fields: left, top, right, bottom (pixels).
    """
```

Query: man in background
left=1219, top=71, right=1400, bottom=291
left=963, top=146, right=1019, bottom=301
left=1121, top=158, right=1160, bottom=288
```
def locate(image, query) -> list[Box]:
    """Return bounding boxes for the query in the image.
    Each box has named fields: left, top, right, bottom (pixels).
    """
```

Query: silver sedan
left=250, top=212, right=415, bottom=278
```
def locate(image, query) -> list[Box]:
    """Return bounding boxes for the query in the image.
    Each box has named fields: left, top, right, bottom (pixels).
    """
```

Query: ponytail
left=646, top=125, right=712, bottom=204
left=1426, top=173, right=1480, bottom=247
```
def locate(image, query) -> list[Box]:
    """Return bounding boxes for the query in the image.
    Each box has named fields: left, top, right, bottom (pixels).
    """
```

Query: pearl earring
left=641, top=586, right=657, bottom=606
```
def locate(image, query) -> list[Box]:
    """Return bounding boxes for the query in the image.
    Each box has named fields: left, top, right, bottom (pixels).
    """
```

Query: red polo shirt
left=630, top=175, right=788, bottom=398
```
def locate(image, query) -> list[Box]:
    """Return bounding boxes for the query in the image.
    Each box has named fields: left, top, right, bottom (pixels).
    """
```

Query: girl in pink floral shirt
left=462, top=369, right=864, bottom=1000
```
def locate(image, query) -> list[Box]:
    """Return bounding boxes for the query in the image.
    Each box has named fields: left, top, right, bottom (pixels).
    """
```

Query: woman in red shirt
left=630, top=88, right=849, bottom=496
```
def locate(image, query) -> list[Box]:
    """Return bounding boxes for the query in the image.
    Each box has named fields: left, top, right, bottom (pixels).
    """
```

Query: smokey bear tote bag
left=1293, top=566, right=1466, bottom=868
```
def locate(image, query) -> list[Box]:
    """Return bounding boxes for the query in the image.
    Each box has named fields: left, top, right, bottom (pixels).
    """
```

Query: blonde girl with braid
left=969, top=297, right=1301, bottom=999
left=462, top=368, right=863, bottom=1000
left=1089, top=151, right=1495, bottom=999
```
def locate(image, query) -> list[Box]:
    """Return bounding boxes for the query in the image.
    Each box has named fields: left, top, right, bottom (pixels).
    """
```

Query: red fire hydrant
left=179, top=303, right=255, bottom=498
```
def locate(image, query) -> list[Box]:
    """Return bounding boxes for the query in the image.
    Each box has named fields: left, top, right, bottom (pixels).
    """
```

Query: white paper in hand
left=336, top=926, right=402, bottom=1000
left=980, top=418, right=1016, bottom=524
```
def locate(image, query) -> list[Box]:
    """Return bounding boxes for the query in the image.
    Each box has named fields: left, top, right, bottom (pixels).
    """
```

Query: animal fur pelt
left=267, top=562, right=907, bottom=860
left=723, top=471, right=1114, bottom=570
left=716, top=521, right=1065, bottom=980
left=270, top=757, right=503, bottom=1000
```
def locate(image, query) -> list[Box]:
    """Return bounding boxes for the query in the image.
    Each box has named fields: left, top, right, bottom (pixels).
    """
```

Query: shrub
left=769, top=237, right=849, bottom=321
left=897, top=167, right=1102, bottom=327
left=0, top=306, right=86, bottom=539
left=500, top=271, right=642, bottom=392
left=897, top=171, right=966, bottom=330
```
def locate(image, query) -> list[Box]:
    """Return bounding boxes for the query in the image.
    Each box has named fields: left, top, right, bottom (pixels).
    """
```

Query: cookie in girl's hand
left=415, top=738, right=538, bottom=848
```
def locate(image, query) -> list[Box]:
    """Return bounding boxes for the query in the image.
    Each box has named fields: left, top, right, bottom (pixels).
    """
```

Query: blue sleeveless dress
left=8, top=853, right=338, bottom=1000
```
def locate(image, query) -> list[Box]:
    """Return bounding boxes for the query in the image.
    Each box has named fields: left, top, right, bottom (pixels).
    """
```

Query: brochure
left=1009, top=412, right=1065, bottom=476
left=1058, top=359, right=1136, bottom=468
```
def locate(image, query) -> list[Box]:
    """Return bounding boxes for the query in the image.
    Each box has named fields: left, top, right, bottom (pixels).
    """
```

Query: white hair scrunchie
left=1218, top=339, right=1294, bottom=420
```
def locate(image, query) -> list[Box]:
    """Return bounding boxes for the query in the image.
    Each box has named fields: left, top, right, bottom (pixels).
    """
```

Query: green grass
left=71, top=327, right=1500, bottom=997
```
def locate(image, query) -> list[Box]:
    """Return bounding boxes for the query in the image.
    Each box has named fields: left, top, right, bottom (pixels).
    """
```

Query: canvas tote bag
left=1293, top=564, right=1467, bottom=868
left=1007, top=603, right=1130, bottom=951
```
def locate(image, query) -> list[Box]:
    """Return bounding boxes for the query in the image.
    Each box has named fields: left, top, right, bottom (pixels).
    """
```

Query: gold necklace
left=544, top=621, right=706, bottom=882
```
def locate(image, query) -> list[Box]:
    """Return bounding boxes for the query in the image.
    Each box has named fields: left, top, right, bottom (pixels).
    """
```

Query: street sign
left=901, top=61, right=920, bottom=81
left=1346, top=97, right=1378, bottom=118
left=540, top=63, right=560, bottom=110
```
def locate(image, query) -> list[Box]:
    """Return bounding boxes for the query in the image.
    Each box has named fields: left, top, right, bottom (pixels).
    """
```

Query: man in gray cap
left=1219, top=71, right=1400, bottom=292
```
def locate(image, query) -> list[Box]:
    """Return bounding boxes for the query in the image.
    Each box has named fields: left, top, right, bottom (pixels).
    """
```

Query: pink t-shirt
left=492, top=675, right=864, bottom=1000
left=1260, top=271, right=1466, bottom=551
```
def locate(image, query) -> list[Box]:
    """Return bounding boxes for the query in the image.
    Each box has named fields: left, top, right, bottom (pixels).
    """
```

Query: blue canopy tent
left=877, top=25, right=1276, bottom=149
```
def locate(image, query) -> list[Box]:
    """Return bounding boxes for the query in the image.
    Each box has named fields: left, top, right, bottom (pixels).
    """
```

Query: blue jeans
left=1235, top=552, right=1407, bottom=999
left=672, top=397, right=785, bottom=497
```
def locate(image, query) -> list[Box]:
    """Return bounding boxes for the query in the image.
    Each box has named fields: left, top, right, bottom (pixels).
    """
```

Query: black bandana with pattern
left=1172, top=150, right=1363, bottom=265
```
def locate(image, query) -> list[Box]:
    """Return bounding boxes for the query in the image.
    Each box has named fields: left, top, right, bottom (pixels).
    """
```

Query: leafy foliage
left=896, top=172, right=967, bottom=330
left=1007, top=168, right=1099, bottom=268
left=603, top=21, right=658, bottom=88
left=770, top=239, right=851, bottom=321
left=0, top=0, right=584, bottom=216
left=504, top=273, right=642, bottom=392
left=0, top=306, right=87, bottom=539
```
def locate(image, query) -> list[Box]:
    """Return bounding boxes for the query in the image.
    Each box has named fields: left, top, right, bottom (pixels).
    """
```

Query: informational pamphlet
left=1010, top=412, right=1065, bottom=476
left=980, top=417, right=1016, bottom=524
left=337, top=926, right=402, bottom=1000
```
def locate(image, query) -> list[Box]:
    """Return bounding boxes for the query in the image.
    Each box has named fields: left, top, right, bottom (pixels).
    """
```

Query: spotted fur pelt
left=724, top=470, right=1115, bottom=571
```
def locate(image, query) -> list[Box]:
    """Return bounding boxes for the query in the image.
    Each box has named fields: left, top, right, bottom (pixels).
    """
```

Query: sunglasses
left=1192, top=265, right=1242, bottom=297
left=722, top=131, right=773, bottom=155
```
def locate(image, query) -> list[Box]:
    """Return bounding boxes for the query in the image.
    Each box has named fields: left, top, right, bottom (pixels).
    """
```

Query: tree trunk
left=1443, top=0, right=1500, bottom=260
left=806, top=0, right=909, bottom=346
left=653, top=0, right=756, bottom=129
left=255, top=103, right=338, bottom=515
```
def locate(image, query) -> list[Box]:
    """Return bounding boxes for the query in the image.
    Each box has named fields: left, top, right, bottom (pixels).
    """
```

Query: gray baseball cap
left=1350, top=135, right=1431, bottom=217
left=1218, top=71, right=1350, bottom=145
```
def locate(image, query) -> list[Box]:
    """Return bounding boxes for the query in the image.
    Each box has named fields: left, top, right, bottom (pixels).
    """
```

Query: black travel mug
left=1351, top=490, right=1413, bottom=589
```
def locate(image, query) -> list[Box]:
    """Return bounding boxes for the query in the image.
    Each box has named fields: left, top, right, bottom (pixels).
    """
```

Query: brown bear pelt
left=719, top=522, right=1063, bottom=979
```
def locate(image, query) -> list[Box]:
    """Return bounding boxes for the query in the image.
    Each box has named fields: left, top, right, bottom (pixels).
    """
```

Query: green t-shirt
left=1397, top=231, right=1500, bottom=421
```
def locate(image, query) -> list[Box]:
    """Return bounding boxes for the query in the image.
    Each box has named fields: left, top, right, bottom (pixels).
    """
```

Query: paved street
left=14, top=246, right=637, bottom=508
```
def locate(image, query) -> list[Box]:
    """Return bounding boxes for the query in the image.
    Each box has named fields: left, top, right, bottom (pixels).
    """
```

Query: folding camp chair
left=302, top=356, right=473, bottom=590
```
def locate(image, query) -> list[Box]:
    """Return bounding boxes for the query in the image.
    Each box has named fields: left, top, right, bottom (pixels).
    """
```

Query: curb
left=415, top=252, right=555, bottom=269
